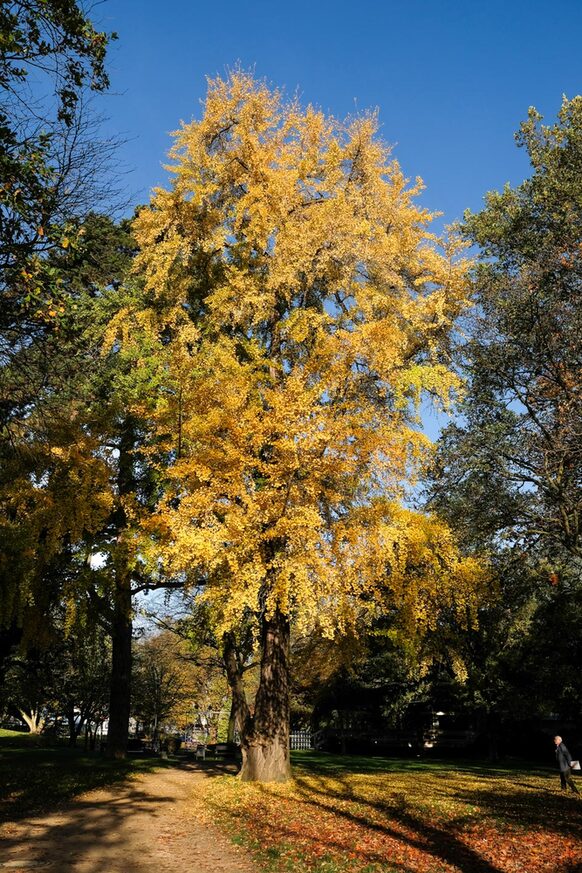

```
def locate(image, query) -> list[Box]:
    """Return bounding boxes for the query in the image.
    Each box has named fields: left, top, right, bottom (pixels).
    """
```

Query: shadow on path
left=0, top=759, right=252, bottom=873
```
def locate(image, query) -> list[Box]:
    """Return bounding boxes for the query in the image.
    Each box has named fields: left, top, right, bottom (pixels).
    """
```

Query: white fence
left=290, top=730, right=312, bottom=750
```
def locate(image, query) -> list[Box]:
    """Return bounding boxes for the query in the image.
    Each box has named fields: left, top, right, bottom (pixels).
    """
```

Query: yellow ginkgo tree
left=117, top=72, right=485, bottom=781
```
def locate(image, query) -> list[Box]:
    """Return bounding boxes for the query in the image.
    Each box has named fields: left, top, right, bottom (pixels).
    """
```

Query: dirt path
left=0, top=761, right=256, bottom=873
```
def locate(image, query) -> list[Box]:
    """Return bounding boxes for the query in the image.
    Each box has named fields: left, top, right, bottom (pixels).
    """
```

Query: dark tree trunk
left=67, top=705, right=81, bottom=747
left=106, top=570, right=132, bottom=759
left=227, top=698, right=237, bottom=744
left=239, top=609, right=291, bottom=782
left=223, top=630, right=251, bottom=743
left=106, top=420, right=136, bottom=761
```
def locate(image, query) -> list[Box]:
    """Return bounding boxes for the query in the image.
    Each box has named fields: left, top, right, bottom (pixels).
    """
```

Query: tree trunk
left=223, top=630, right=250, bottom=743
left=106, top=420, right=136, bottom=760
left=19, top=708, right=44, bottom=734
left=239, top=609, right=291, bottom=782
left=106, top=570, right=132, bottom=759
left=227, top=697, right=237, bottom=744
left=68, top=705, right=79, bottom=747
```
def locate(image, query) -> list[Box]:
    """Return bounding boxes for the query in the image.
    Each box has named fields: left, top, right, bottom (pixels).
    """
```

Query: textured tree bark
left=106, top=570, right=132, bottom=759
left=239, top=609, right=291, bottom=782
left=227, top=698, right=237, bottom=744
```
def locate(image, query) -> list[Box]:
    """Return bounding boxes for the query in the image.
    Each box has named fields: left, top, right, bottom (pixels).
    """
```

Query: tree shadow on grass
left=255, top=766, right=581, bottom=873
left=445, top=780, right=582, bottom=835
left=296, top=773, right=503, bottom=873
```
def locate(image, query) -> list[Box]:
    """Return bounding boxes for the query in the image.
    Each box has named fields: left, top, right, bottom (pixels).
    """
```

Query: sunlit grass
left=194, top=751, right=582, bottom=873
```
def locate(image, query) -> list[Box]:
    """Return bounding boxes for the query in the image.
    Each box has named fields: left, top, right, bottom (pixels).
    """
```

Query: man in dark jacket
left=554, top=736, right=580, bottom=794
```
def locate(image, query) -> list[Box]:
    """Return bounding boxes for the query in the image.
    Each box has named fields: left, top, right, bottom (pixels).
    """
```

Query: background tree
left=3, top=645, right=57, bottom=733
left=431, top=97, right=582, bottom=561
left=0, top=1, right=120, bottom=669
left=150, top=598, right=257, bottom=744
left=0, top=212, right=165, bottom=760
left=119, top=72, right=485, bottom=781
left=426, top=100, right=582, bottom=747
left=1, top=603, right=110, bottom=743
left=0, top=1, right=112, bottom=262
left=132, top=633, right=184, bottom=742
left=0, top=3, right=140, bottom=758
left=1, top=0, right=117, bottom=403
left=132, top=630, right=233, bottom=740
left=56, top=621, right=111, bottom=748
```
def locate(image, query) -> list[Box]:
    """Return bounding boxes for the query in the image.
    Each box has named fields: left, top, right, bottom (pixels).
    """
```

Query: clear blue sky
left=98, top=0, right=582, bottom=225
left=95, top=0, right=581, bottom=442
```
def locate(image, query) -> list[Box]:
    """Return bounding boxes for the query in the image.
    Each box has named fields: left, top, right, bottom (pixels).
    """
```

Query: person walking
left=554, top=736, right=580, bottom=794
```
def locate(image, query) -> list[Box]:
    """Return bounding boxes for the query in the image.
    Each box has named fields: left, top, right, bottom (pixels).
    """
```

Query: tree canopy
left=4, top=42, right=578, bottom=777
left=110, top=72, right=486, bottom=780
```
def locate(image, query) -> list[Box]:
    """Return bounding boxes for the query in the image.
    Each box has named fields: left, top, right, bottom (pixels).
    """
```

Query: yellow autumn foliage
left=122, top=72, right=485, bottom=637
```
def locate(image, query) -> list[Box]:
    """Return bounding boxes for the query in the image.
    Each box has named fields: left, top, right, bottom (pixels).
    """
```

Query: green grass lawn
left=3, top=735, right=581, bottom=873
left=195, top=751, right=582, bottom=873
left=290, top=749, right=552, bottom=777
left=0, top=730, right=166, bottom=824
left=0, top=728, right=30, bottom=739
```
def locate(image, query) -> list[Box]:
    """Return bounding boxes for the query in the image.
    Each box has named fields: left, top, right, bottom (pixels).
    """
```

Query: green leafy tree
left=3, top=611, right=110, bottom=743
left=431, top=97, right=582, bottom=561
left=0, top=0, right=116, bottom=375
left=426, top=100, right=582, bottom=749
left=3, top=646, right=57, bottom=733
left=0, top=4, right=123, bottom=697
left=56, top=622, right=111, bottom=748
left=0, top=214, right=163, bottom=760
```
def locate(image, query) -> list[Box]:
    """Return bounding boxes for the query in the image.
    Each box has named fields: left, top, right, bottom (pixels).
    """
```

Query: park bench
left=204, top=742, right=239, bottom=760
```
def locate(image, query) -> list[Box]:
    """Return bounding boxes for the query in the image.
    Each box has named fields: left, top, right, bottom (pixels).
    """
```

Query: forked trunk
left=239, top=609, right=291, bottom=782
left=19, top=708, right=44, bottom=734
left=106, top=571, right=132, bottom=760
